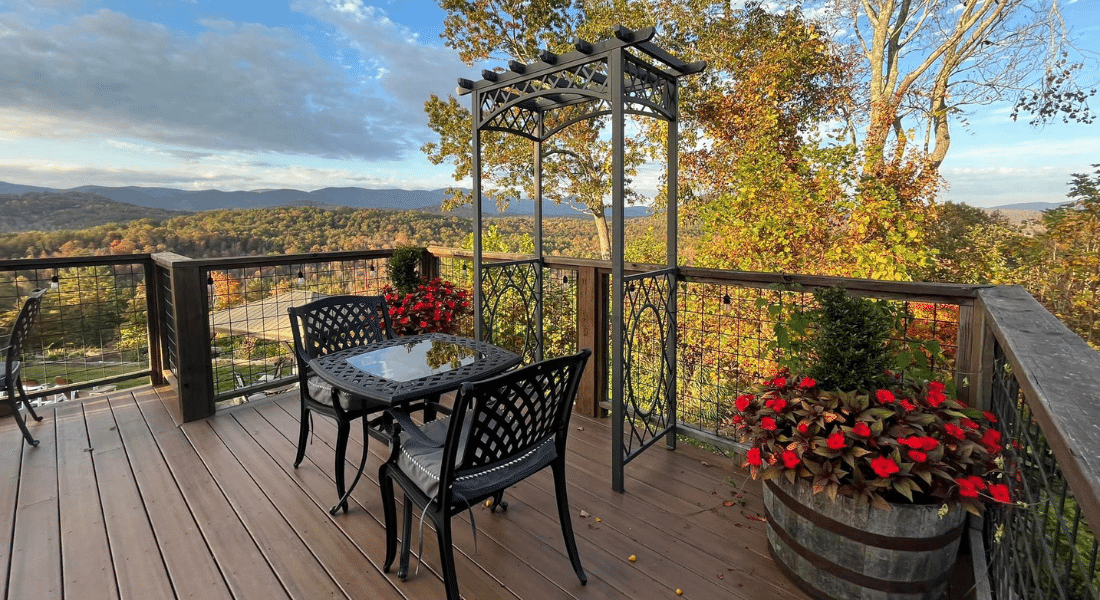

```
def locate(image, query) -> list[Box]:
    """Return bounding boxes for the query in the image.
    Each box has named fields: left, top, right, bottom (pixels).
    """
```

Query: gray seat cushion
left=397, top=427, right=556, bottom=502
left=306, top=374, right=372, bottom=411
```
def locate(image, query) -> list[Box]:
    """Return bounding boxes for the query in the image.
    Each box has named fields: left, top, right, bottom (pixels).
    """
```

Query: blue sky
left=0, top=0, right=1096, bottom=208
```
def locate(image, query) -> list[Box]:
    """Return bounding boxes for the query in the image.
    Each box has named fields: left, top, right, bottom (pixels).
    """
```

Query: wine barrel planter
left=763, top=477, right=966, bottom=600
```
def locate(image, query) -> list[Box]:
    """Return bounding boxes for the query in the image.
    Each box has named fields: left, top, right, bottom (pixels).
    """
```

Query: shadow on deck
left=1, top=384, right=809, bottom=600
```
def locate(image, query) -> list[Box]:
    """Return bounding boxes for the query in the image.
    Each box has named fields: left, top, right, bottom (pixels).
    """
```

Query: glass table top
left=344, top=338, right=481, bottom=382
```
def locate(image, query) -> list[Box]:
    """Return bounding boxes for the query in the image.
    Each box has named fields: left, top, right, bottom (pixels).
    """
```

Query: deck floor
left=1, top=384, right=810, bottom=600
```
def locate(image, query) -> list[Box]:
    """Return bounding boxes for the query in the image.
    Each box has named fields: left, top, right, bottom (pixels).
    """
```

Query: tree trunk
left=592, top=208, right=611, bottom=260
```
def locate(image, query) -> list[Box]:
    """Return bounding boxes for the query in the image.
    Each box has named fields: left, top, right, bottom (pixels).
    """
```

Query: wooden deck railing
left=5, top=249, right=1100, bottom=598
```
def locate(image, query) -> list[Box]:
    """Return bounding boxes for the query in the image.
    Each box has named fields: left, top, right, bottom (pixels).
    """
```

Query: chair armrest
left=389, top=410, right=443, bottom=447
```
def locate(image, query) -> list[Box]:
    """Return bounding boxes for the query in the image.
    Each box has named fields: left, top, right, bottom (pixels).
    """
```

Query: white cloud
left=0, top=8, right=425, bottom=161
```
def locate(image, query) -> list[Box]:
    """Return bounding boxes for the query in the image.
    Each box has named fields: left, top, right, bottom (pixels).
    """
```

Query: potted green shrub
left=732, top=286, right=1010, bottom=599
left=382, top=247, right=471, bottom=336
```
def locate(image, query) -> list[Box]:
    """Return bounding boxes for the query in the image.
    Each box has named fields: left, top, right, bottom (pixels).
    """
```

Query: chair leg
left=552, top=460, right=587, bottom=585
left=333, top=419, right=351, bottom=514
left=293, top=405, right=310, bottom=468
left=16, top=379, right=41, bottom=422
left=6, top=385, right=38, bottom=447
left=380, top=465, right=398, bottom=573
left=436, top=516, right=461, bottom=600
left=398, top=493, right=413, bottom=580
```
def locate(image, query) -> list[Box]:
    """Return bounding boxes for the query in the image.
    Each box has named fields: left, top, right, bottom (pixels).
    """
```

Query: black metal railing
left=0, top=255, right=156, bottom=403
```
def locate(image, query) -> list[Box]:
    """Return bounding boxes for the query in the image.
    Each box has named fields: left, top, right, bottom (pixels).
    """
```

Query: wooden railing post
left=143, top=257, right=166, bottom=386
left=575, top=264, right=606, bottom=417
left=152, top=253, right=215, bottom=423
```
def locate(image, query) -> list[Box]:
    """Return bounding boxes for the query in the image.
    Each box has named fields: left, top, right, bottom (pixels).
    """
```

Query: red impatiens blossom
left=746, top=447, right=763, bottom=467
left=782, top=450, right=801, bottom=469
left=956, top=477, right=980, bottom=498
left=799, top=377, right=816, bottom=389
left=989, top=483, right=1011, bottom=503
left=871, top=456, right=900, bottom=478
left=765, top=398, right=788, bottom=412
left=900, top=399, right=917, bottom=411
left=961, top=418, right=980, bottom=430
left=898, top=436, right=939, bottom=451
left=852, top=422, right=871, bottom=437
left=965, top=475, right=987, bottom=491
left=981, top=428, right=1003, bottom=453
left=760, top=417, right=777, bottom=431
left=735, top=394, right=753, bottom=412
left=908, top=450, right=928, bottom=462
left=773, top=377, right=787, bottom=388
left=875, top=389, right=895, bottom=404
left=944, top=423, right=967, bottom=440
left=827, top=432, right=846, bottom=450
left=732, top=415, right=744, bottom=424
left=983, top=410, right=998, bottom=423
left=928, top=381, right=946, bottom=393
left=926, top=391, right=946, bottom=408
left=797, top=422, right=809, bottom=435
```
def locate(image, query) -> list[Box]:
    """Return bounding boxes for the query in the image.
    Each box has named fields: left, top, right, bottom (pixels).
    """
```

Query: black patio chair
left=288, top=294, right=402, bottom=512
left=379, top=349, right=591, bottom=600
left=3, top=289, right=47, bottom=446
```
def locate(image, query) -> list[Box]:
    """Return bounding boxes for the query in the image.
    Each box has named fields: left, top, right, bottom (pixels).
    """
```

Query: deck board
left=56, top=401, right=116, bottom=600
left=2, top=385, right=809, bottom=600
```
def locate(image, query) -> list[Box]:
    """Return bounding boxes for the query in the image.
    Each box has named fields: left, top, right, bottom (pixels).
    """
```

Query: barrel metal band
left=765, top=479, right=965, bottom=552
left=764, top=505, right=952, bottom=594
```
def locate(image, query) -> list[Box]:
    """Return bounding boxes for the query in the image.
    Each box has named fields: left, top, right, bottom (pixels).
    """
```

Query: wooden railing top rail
left=978, top=285, right=1100, bottom=535
left=426, top=247, right=987, bottom=303
left=152, top=249, right=394, bottom=270
left=0, top=254, right=154, bottom=269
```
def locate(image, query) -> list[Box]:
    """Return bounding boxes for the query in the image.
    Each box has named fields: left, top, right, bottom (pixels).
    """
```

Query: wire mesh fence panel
left=985, top=341, right=1100, bottom=600
left=673, top=281, right=964, bottom=443
left=543, top=265, right=578, bottom=358
left=205, top=257, right=390, bottom=406
left=0, top=259, right=151, bottom=404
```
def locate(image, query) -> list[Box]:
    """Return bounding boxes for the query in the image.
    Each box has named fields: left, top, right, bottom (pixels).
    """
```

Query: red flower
left=898, top=436, right=938, bottom=450
left=782, top=450, right=800, bottom=469
left=989, top=483, right=1011, bottom=503
left=732, top=415, right=744, bottom=424
left=875, top=389, right=895, bottom=404
left=773, top=377, right=787, bottom=388
left=735, top=395, right=753, bottom=412
left=956, top=478, right=980, bottom=498
left=944, top=423, right=966, bottom=440
left=928, top=381, right=945, bottom=393
left=852, top=422, right=871, bottom=437
left=760, top=417, right=777, bottom=431
left=983, top=410, right=997, bottom=423
left=765, top=398, right=788, bottom=412
left=961, top=418, right=979, bottom=430
left=900, top=399, right=916, bottom=411
left=799, top=377, right=816, bottom=389
left=965, top=475, right=987, bottom=491
left=908, top=450, right=927, bottom=462
left=797, top=422, right=809, bottom=435
left=926, top=391, right=946, bottom=408
left=827, top=432, right=846, bottom=450
left=747, top=447, right=763, bottom=467
left=981, top=428, right=1002, bottom=453
left=871, top=456, right=899, bottom=478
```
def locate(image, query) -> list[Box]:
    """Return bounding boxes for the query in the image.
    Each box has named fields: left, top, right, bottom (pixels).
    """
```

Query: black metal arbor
left=457, top=25, right=704, bottom=491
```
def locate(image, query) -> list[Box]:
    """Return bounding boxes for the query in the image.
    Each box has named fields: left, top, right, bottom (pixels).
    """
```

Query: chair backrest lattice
left=5, top=289, right=46, bottom=378
left=449, top=350, right=590, bottom=476
left=289, top=295, right=396, bottom=361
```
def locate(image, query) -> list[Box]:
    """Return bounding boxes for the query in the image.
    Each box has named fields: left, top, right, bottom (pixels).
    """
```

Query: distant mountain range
left=0, top=180, right=650, bottom=220
left=986, top=201, right=1068, bottom=212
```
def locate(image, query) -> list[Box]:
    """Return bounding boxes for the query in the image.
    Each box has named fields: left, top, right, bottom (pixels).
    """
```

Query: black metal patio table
left=308, top=332, right=522, bottom=513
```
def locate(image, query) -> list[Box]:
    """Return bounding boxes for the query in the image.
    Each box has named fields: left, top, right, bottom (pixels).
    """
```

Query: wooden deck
left=1, top=384, right=809, bottom=600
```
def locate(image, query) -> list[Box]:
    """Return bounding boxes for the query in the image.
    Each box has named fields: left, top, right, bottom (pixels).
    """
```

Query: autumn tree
left=835, top=0, right=1095, bottom=179
left=1016, top=166, right=1100, bottom=347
